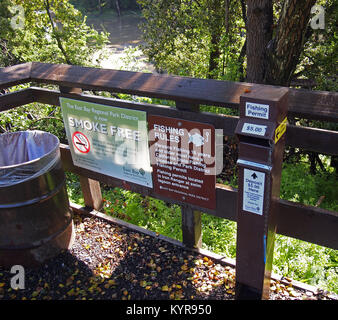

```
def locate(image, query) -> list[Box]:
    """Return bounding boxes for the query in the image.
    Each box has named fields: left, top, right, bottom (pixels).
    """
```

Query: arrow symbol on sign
left=251, top=172, right=258, bottom=179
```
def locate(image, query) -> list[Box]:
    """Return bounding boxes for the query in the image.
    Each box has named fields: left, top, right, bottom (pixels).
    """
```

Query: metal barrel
left=0, top=131, right=74, bottom=268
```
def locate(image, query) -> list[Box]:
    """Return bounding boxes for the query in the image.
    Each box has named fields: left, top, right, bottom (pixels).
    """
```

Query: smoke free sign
left=60, top=97, right=153, bottom=187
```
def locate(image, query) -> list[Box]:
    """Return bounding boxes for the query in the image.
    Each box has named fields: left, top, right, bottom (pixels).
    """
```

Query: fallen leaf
left=289, top=290, right=301, bottom=298
left=181, top=265, right=188, bottom=271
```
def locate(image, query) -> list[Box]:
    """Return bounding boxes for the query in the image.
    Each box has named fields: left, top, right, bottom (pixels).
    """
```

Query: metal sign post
left=234, top=87, right=289, bottom=299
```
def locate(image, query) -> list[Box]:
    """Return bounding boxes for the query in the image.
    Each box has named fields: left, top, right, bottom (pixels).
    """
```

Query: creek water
left=87, top=13, right=155, bottom=72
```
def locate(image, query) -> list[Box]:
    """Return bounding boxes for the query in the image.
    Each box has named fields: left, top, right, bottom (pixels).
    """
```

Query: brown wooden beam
left=59, top=144, right=338, bottom=250
left=30, top=87, right=338, bottom=155
left=27, top=62, right=338, bottom=122
left=79, top=176, right=103, bottom=211
left=181, top=205, right=202, bottom=249
left=175, top=101, right=202, bottom=249
left=0, top=62, right=337, bottom=121
left=0, top=63, right=32, bottom=89
left=0, top=88, right=35, bottom=112
left=31, top=87, right=238, bottom=136
left=276, top=199, right=338, bottom=249
left=1, top=87, right=336, bottom=155
left=286, top=124, right=338, bottom=155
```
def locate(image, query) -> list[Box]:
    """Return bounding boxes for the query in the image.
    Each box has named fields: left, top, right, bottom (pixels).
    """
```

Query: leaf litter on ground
left=0, top=213, right=336, bottom=301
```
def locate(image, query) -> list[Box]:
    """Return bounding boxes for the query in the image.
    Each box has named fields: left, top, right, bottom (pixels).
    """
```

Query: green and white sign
left=60, top=97, right=153, bottom=187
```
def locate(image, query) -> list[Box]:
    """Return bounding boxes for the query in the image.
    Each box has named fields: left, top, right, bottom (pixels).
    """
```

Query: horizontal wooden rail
left=1, top=87, right=337, bottom=155
left=0, top=63, right=32, bottom=88
left=59, top=144, right=338, bottom=250
left=0, top=62, right=337, bottom=251
left=0, top=88, right=35, bottom=112
left=1, top=62, right=337, bottom=122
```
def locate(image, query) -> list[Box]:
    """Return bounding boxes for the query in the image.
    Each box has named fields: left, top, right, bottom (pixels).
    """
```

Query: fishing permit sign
left=60, top=97, right=153, bottom=187
left=148, top=115, right=216, bottom=210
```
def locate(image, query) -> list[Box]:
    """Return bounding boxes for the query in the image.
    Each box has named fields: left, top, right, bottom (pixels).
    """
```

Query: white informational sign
left=243, top=168, right=265, bottom=215
left=242, top=123, right=267, bottom=136
left=245, top=102, right=269, bottom=119
left=60, top=97, right=153, bottom=187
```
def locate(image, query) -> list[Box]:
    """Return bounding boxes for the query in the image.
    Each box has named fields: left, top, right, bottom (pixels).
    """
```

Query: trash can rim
left=0, top=130, right=60, bottom=170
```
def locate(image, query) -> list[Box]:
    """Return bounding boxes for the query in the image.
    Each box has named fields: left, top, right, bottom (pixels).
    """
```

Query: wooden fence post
left=59, top=86, right=103, bottom=211
left=175, top=101, right=202, bottom=249
left=79, top=176, right=103, bottom=211
left=181, top=205, right=202, bottom=248
left=234, top=87, right=289, bottom=299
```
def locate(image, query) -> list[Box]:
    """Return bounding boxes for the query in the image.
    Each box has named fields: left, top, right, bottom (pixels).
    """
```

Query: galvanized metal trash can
left=0, top=130, right=74, bottom=268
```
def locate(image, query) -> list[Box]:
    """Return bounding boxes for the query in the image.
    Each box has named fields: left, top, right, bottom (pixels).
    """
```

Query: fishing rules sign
left=148, top=115, right=216, bottom=210
left=60, top=97, right=152, bottom=187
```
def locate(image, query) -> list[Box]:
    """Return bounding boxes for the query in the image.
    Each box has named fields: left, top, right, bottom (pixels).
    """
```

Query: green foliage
left=297, top=0, right=338, bottom=92
left=70, top=0, right=140, bottom=14
left=201, top=214, right=237, bottom=258
left=0, top=0, right=110, bottom=139
left=273, top=236, right=338, bottom=293
left=0, top=103, right=66, bottom=139
left=101, top=188, right=183, bottom=241
left=0, top=0, right=109, bottom=66
left=276, top=158, right=338, bottom=293
left=66, top=172, right=85, bottom=206
left=137, top=0, right=245, bottom=79
left=280, top=156, right=338, bottom=211
left=0, top=85, right=67, bottom=141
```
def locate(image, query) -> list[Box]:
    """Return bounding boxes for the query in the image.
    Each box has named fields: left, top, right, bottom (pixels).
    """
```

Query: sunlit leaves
left=0, top=0, right=109, bottom=66
left=137, top=0, right=245, bottom=79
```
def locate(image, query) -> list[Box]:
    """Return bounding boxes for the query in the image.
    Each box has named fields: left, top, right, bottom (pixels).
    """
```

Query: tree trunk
left=238, top=39, right=247, bottom=81
left=98, top=0, right=103, bottom=15
left=245, top=0, right=273, bottom=84
left=265, top=0, right=316, bottom=86
left=115, top=0, right=121, bottom=16
left=238, top=0, right=247, bottom=81
left=246, top=0, right=316, bottom=86
left=208, top=32, right=221, bottom=79
left=207, top=0, right=224, bottom=79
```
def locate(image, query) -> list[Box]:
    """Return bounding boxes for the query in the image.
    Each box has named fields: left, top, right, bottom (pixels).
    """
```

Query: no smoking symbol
left=72, top=131, right=90, bottom=153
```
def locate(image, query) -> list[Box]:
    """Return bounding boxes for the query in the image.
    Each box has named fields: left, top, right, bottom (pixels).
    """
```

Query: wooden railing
left=0, top=62, right=337, bottom=298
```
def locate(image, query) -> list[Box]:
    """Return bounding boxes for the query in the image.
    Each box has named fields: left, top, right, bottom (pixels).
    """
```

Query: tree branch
left=28, top=116, right=64, bottom=129
left=240, top=0, right=247, bottom=25
left=44, top=0, right=72, bottom=65
left=238, top=39, right=247, bottom=81
left=264, top=0, right=316, bottom=85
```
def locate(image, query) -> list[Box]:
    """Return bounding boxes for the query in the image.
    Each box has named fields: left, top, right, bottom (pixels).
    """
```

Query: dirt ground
left=0, top=213, right=336, bottom=302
